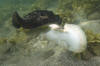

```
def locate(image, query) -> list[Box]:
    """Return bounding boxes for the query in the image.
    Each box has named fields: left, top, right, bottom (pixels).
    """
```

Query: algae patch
left=81, top=30, right=100, bottom=59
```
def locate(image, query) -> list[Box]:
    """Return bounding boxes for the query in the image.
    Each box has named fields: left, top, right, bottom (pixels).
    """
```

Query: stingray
left=12, top=10, right=62, bottom=29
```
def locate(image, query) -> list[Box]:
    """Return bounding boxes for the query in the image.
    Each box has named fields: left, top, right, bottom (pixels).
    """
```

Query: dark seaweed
left=12, top=10, right=62, bottom=29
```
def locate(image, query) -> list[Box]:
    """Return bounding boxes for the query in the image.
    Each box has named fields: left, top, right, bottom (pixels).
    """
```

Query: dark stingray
left=12, top=10, right=62, bottom=29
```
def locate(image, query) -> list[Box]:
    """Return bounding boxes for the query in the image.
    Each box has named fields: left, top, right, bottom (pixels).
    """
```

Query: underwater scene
left=0, top=0, right=100, bottom=66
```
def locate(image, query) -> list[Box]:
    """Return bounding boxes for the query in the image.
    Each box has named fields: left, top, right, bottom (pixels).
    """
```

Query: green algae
left=56, top=0, right=100, bottom=24
left=83, top=30, right=100, bottom=57
left=0, top=38, right=7, bottom=45
left=8, top=30, right=28, bottom=44
left=85, top=30, right=100, bottom=44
